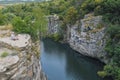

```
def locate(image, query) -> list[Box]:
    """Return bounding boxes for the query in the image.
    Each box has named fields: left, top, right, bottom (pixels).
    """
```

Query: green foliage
left=0, top=10, right=5, bottom=25
left=107, top=24, right=120, bottom=40
left=95, top=0, right=120, bottom=24
left=97, top=71, right=107, bottom=78
left=1, top=52, right=9, bottom=57
left=53, top=33, right=60, bottom=41
left=80, top=0, right=120, bottom=24
left=64, top=6, right=78, bottom=25
left=80, top=0, right=103, bottom=15
left=103, top=24, right=120, bottom=80
left=50, top=33, right=63, bottom=41
left=103, top=65, right=120, bottom=80
left=12, top=17, right=28, bottom=33
left=3, top=3, right=48, bottom=41
left=39, top=0, right=69, bottom=15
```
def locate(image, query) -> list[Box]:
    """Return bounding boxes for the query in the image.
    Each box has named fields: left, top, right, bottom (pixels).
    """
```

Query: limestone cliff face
left=69, top=14, right=107, bottom=62
left=48, top=13, right=108, bottom=62
left=47, top=15, right=60, bottom=35
left=0, top=31, right=46, bottom=80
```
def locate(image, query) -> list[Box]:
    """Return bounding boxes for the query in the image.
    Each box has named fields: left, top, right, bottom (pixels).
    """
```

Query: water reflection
left=65, top=49, right=102, bottom=80
left=41, top=38, right=104, bottom=80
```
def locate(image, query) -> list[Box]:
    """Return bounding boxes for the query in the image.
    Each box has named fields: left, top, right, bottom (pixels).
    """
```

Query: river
left=40, top=38, right=104, bottom=80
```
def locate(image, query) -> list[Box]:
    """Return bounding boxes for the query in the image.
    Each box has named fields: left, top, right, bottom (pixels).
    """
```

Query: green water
left=41, top=38, right=105, bottom=80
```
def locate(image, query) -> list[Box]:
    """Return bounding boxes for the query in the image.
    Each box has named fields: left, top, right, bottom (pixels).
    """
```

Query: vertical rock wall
left=47, top=15, right=60, bottom=35
left=69, top=14, right=107, bottom=62
left=0, top=33, right=47, bottom=80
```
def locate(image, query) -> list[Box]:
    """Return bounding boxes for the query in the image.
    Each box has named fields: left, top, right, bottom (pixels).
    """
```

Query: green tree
left=32, top=7, right=47, bottom=39
left=64, top=6, right=78, bottom=25
left=12, top=16, right=28, bottom=33
left=101, top=24, right=120, bottom=80
left=95, top=0, right=120, bottom=24
left=0, top=10, right=5, bottom=25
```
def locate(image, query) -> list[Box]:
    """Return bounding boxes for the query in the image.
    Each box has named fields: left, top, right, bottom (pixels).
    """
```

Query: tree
left=0, top=10, right=5, bottom=25
left=12, top=16, right=28, bottom=33
left=32, top=7, right=47, bottom=39
left=64, top=6, right=78, bottom=25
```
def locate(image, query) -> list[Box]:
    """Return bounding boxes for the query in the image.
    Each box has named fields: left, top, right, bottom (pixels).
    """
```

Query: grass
left=0, top=24, right=13, bottom=30
left=1, top=52, right=9, bottom=57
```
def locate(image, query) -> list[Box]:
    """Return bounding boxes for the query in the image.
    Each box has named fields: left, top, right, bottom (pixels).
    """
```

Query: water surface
left=41, top=38, right=104, bottom=80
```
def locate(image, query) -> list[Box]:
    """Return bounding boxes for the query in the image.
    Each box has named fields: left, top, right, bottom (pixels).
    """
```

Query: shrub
left=49, top=33, right=63, bottom=41
left=97, top=71, right=107, bottom=78
left=0, top=10, right=5, bottom=25
left=53, top=33, right=61, bottom=41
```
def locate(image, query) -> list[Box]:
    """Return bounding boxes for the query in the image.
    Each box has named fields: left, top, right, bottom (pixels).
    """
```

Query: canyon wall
left=0, top=31, right=46, bottom=80
left=48, top=13, right=108, bottom=63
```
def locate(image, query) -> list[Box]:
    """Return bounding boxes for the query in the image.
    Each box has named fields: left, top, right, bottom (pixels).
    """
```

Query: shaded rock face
left=0, top=33, right=46, bottom=80
left=48, top=14, right=108, bottom=63
left=48, top=15, right=60, bottom=34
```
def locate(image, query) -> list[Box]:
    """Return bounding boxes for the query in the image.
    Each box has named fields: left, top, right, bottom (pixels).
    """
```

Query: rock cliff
left=0, top=30, right=46, bottom=80
left=47, top=15, right=60, bottom=35
left=48, top=13, right=108, bottom=63
left=69, top=14, right=108, bottom=62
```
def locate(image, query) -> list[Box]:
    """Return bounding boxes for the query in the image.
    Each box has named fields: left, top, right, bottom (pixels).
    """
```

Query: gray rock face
left=69, top=14, right=107, bottom=62
left=0, top=33, right=46, bottom=80
left=47, top=14, right=108, bottom=63
left=47, top=15, right=60, bottom=34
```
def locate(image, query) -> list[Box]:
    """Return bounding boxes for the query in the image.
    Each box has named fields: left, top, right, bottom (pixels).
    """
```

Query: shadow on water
left=40, top=38, right=110, bottom=80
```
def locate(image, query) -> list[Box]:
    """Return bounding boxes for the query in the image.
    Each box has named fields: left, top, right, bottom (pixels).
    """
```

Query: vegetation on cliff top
left=0, top=3, right=47, bottom=41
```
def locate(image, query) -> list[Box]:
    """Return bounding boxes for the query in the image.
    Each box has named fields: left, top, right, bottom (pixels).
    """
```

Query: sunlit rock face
left=0, top=31, right=46, bottom=80
left=69, top=13, right=108, bottom=63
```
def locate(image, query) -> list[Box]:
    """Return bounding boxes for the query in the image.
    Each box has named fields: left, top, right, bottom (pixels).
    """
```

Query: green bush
left=0, top=10, right=5, bottom=25
left=1, top=52, right=9, bottom=57
left=80, top=0, right=120, bottom=24
left=103, top=24, right=120, bottom=80
left=97, top=71, right=107, bottom=78
left=49, top=33, right=63, bottom=41
left=53, top=33, right=60, bottom=41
